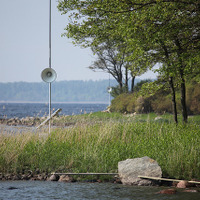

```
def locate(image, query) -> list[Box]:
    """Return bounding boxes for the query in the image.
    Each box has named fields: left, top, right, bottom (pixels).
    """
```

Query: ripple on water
left=0, top=181, right=200, bottom=200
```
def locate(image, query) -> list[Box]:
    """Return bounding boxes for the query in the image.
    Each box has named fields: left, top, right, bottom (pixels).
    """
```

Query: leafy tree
left=58, top=0, right=151, bottom=89
left=58, top=0, right=200, bottom=122
left=89, top=40, right=127, bottom=91
left=89, top=39, right=143, bottom=93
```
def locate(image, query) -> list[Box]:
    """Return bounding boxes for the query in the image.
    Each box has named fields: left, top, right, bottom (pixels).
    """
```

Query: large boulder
left=118, top=156, right=162, bottom=186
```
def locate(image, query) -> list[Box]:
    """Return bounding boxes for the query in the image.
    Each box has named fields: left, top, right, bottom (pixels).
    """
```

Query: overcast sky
left=0, top=0, right=157, bottom=83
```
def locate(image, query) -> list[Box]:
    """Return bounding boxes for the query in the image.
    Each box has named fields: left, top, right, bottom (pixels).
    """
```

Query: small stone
left=177, top=181, right=189, bottom=188
left=158, top=188, right=177, bottom=194
left=155, top=116, right=162, bottom=121
left=12, top=175, right=21, bottom=180
left=48, top=174, right=59, bottom=181
left=8, top=187, right=18, bottom=190
left=37, top=174, right=45, bottom=181
left=58, top=175, right=74, bottom=182
left=183, top=189, right=198, bottom=193
left=21, top=174, right=30, bottom=180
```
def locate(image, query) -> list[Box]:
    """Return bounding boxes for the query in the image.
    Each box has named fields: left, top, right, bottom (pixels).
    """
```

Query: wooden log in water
left=52, top=173, right=118, bottom=176
left=138, top=175, right=200, bottom=184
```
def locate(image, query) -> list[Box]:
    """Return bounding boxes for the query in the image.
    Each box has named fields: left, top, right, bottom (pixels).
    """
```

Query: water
left=0, top=181, right=199, bottom=200
left=0, top=103, right=108, bottom=119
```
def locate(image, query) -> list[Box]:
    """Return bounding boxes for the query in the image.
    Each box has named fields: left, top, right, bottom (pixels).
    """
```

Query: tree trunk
left=159, top=40, right=178, bottom=123
left=115, top=70, right=123, bottom=91
left=180, top=68, right=188, bottom=123
left=125, top=67, right=128, bottom=92
left=131, top=75, right=135, bottom=93
left=174, top=38, right=188, bottom=123
left=169, top=77, right=178, bottom=124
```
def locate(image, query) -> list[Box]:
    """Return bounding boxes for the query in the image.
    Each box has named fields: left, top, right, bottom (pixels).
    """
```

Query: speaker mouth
left=41, top=68, right=57, bottom=83
left=46, top=72, right=52, bottom=77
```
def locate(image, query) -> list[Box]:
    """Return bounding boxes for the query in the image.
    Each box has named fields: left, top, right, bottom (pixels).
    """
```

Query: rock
left=7, top=187, right=19, bottom=190
left=58, top=175, right=75, bottom=182
left=12, top=174, right=21, bottom=180
left=37, top=174, right=46, bottom=181
left=21, top=174, right=31, bottom=180
left=183, top=189, right=199, bottom=193
left=48, top=174, right=60, bottom=181
left=157, top=188, right=177, bottom=194
left=177, top=181, right=189, bottom=188
left=118, top=156, right=162, bottom=186
left=155, top=116, right=163, bottom=121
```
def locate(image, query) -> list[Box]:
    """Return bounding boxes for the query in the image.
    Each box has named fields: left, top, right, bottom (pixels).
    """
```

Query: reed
left=0, top=113, right=200, bottom=180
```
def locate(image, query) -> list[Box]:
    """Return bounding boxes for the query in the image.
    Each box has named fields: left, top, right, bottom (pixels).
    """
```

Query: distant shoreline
left=0, top=101, right=108, bottom=104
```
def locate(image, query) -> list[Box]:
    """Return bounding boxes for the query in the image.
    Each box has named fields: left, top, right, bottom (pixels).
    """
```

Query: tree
left=58, top=0, right=152, bottom=85
left=89, top=39, right=145, bottom=94
left=89, top=40, right=127, bottom=91
left=58, top=0, right=200, bottom=122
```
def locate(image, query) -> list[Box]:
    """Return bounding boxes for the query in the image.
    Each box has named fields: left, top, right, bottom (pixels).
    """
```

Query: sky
left=0, top=0, right=157, bottom=83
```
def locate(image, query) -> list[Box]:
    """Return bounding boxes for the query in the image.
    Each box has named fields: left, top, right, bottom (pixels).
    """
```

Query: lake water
left=0, top=181, right=199, bottom=200
left=0, top=103, right=108, bottom=119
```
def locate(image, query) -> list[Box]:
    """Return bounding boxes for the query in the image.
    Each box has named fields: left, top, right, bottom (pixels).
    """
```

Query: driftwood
left=138, top=175, right=200, bottom=184
left=52, top=173, right=118, bottom=176
left=36, top=108, right=62, bottom=129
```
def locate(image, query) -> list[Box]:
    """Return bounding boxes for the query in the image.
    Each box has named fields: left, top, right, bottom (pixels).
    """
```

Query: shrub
left=110, top=79, right=200, bottom=115
left=187, top=82, right=200, bottom=114
left=110, top=93, right=135, bottom=113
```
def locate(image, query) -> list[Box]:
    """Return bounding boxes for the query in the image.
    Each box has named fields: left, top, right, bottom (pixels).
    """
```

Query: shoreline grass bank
left=0, top=112, right=200, bottom=181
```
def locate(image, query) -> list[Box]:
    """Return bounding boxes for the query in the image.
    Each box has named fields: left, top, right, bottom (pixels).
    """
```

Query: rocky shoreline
left=0, top=172, right=119, bottom=184
left=0, top=116, right=75, bottom=128
left=0, top=117, right=43, bottom=127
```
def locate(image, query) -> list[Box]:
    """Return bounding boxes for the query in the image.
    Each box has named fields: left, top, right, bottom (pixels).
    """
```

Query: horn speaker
left=107, top=87, right=112, bottom=93
left=41, top=68, right=57, bottom=83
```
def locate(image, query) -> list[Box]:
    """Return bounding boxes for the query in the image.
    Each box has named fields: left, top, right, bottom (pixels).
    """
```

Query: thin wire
left=109, top=73, right=111, bottom=106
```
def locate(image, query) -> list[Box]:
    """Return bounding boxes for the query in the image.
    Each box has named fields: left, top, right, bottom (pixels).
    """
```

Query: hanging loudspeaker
left=41, top=68, right=57, bottom=83
left=107, top=87, right=112, bottom=93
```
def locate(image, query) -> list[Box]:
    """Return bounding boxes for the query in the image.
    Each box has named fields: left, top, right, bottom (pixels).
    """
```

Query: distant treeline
left=0, top=79, right=139, bottom=103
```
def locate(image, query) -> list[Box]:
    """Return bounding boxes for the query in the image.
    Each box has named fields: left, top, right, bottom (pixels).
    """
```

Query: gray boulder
left=118, top=156, right=162, bottom=186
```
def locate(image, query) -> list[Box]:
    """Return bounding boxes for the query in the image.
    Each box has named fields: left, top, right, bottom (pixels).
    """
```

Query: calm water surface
left=0, top=181, right=199, bottom=200
left=0, top=103, right=108, bottom=119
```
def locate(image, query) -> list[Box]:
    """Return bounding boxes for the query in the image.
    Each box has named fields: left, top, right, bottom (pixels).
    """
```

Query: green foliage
left=110, top=85, right=128, bottom=98
left=110, top=93, right=153, bottom=114
left=151, top=94, right=173, bottom=114
left=186, top=81, right=200, bottom=115
left=0, top=113, right=200, bottom=180
left=134, top=79, right=153, bottom=92
left=58, top=0, right=200, bottom=123
left=110, top=93, right=136, bottom=113
left=111, top=78, right=200, bottom=115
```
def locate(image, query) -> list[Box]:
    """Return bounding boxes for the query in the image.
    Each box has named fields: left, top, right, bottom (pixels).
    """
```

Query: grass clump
left=0, top=113, right=200, bottom=181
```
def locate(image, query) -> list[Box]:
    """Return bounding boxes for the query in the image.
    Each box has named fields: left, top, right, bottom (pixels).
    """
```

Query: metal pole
left=49, top=0, right=51, bottom=69
left=49, top=83, right=51, bottom=134
left=49, top=0, right=51, bottom=134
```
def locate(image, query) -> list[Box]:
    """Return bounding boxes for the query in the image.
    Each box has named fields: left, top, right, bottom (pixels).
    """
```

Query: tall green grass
left=0, top=113, right=200, bottom=180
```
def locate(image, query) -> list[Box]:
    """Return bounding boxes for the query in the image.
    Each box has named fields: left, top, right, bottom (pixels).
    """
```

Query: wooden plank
left=52, top=173, right=118, bottom=176
left=36, top=108, right=62, bottom=129
left=138, top=175, right=200, bottom=184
